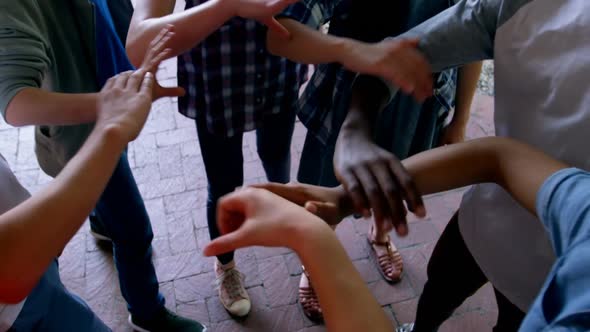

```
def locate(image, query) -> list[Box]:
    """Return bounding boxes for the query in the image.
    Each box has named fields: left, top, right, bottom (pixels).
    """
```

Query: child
left=203, top=136, right=590, bottom=331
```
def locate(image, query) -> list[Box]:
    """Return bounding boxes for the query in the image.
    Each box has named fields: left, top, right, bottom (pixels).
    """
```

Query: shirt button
left=258, top=49, right=264, bottom=55
left=256, top=74, right=263, bottom=79
left=255, top=98, right=262, bottom=103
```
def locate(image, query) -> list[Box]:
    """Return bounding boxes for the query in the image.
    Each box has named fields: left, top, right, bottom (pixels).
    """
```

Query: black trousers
left=414, top=212, right=526, bottom=332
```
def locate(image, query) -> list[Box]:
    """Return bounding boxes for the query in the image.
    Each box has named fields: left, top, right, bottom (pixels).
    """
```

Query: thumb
left=203, top=232, right=246, bottom=257
left=305, top=201, right=341, bottom=225
left=140, top=72, right=155, bottom=95
left=155, top=86, right=186, bottom=100
left=263, top=17, right=291, bottom=39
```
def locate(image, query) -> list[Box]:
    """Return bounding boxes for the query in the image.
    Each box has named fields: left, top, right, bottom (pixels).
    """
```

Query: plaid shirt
left=177, top=0, right=307, bottom=137
left=280, top=0, right=457, bottom=146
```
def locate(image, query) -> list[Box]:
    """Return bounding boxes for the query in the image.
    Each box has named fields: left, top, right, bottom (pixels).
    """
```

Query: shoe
left=89, top=213, right=112, bottom=242
left=215, top=260, right=251, bottom=317
left=299, top=265, right=323, bottom=323
left=128, top=307, right=206, bottom=332
left=396, top=323, right=415, bottom=332
left=367, top=225, right=403, bottom=283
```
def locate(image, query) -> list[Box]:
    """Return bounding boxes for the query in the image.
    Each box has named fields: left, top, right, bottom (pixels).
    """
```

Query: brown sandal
left=299, top=266, right=324, bottom=322
left=367, top=227, right=404, bottom=283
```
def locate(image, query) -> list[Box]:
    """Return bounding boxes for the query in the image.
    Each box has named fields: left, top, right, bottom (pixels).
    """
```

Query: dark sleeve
left=106, top=0, right=134, bottom=43
left=277, top=0, right=345, bottom=29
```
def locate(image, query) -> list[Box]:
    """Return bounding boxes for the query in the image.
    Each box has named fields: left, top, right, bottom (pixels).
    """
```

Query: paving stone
left=155, top=252, right=209, bottom=283
left=138, top=176, right=186, bottom=199
left=173, top=272, right=217, bottom=303
left=163, top=189, right=207, bottom=214
left=258, top=256, right=298, bottom=308
left=176, top=300, right=210, bottom=325
left=157, top=145, right=184, bottom=179
left=156, top=128, right=198, bottom=147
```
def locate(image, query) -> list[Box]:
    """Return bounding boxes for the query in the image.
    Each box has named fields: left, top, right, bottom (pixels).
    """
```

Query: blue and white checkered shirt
left=177, top=0, right=308, bottom=137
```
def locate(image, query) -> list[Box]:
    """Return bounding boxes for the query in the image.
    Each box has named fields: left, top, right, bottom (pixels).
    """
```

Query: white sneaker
left=215, top=260, right=251, bottom=317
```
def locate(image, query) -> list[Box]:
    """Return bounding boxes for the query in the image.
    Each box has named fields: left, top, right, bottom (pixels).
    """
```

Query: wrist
left=92, top=123, right=129, bottom=151
left=290, top=216, right=336, bottom=254
left=336, top=38, right=361, bottom=66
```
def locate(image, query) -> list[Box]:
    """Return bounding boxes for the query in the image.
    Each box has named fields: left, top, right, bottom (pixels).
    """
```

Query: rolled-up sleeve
left=396, top=0, right=499, bottom=72
left=0, top=22, right=50, bottom=119
left=278, top=0, right=344, bottom=29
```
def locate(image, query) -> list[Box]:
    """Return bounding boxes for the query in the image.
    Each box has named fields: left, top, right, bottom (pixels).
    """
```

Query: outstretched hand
left=203, top=188, right=328, bottom=257
left=251, top=182, right=353, bottom=225
left=96, top=70, right=154, bottom=142
left=342, top=39, right=433, bottom=102
left=139, top=25, right=186, bottom=100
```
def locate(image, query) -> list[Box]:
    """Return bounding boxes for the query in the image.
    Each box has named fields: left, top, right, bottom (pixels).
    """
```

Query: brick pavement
left=0, top=55, right=497, bottom=331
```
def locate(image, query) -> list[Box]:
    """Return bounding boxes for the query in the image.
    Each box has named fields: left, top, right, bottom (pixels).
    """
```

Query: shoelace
left=215, top=268, right=246, bottom=301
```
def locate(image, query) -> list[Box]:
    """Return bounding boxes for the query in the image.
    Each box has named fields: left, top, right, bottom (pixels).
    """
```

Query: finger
left=339, top=169, right=371, bottom=217
left=388, top=159, right=425, bottom=218
left=103, top=75, right=117, bottom=90
left=203, top=232, right=247, bottom=257
left=139, top=72, right=155, bottom=95
left=370, top=162, right=403, bottom=224
left=127, top=69, right=147, bottom=91
left=354, top=166, right=388, bottom=226
left=263, top=17, right=291, bottom=39
left=305, top=201, right=342, bottom=226
left=250, top=182, right=308, bottom=205
left=113, top=70, right=134, bottom=89
left=155, top=86, right=186, bottom=99
left=143, top=26, right=174, bottom=67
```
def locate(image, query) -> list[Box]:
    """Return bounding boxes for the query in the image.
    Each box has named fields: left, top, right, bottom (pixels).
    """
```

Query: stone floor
left=0, top=56, right=497, bottom=331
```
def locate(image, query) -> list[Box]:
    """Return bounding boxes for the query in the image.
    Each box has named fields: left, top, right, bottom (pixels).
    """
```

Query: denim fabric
left=195, top=108, right=295, bottom=264
left=10, top=261, right=110, bottom=332
left=93, top=153, right=164, bottom=319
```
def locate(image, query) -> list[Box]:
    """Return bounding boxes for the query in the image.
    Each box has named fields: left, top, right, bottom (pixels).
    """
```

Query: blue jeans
left=10, top=260, right=110, bottom=331
left=196, top=110, right=295, bottom=264
left=92, top=153, right=164, bottom=319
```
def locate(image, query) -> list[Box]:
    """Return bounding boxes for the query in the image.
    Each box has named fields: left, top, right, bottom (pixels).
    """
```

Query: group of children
left=0, top=0, right=589, bottom=331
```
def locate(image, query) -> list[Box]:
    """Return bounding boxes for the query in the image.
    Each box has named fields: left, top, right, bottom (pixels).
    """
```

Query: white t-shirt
left=402, top=0, right=590, bottom=310
left=0, top=154, right=31, bottom=331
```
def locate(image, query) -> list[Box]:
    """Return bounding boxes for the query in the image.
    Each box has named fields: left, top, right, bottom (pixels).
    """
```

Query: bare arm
left=204, top=188, right=391, bottom=332
left=0, top=35, right=168, bottom=303
left=127, top=0, right=296, bottom=67
left=128, top=0, right=231, bottom=66
left=268, top=18, right=433, bottom=100
left=5, top=89, right=98, bottom=126
left=403, top=137, right=567, bottom=215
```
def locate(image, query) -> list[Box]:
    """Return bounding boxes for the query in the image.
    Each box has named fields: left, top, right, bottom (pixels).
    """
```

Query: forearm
left=267, top=18, right=356, bottom=64
left=127, top=0, right=233, bottom=67
left=402, top=137, right=567, bottom=214
left=5, top=88, right=97, bottom=126
left=294, top=221, right=390, bottom=331
left=339, top=75, right=389, bottom=139
left=0, top=125, right=125, bottom=303
left=452, top=62, right=482, bottom=126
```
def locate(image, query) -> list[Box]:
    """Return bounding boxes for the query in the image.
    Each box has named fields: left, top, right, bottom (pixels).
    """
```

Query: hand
left=203, top=187, right=328, bottom=257
left=139, top=25, right=186, bottom=100
left=334, top=131, right=425, bottom=236
left=342, top=39, right=433, bottom=102
left=251, top=182, right=353, bottom=225
left=438, top=120, right=467, bottom=146
left=222, top=0, right=298, bottom=38
left=96, top=70, right=154, bottom=142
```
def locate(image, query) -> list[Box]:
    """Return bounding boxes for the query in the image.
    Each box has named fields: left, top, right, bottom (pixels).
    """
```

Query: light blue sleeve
left=536, top=168, right=590, bottom=256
